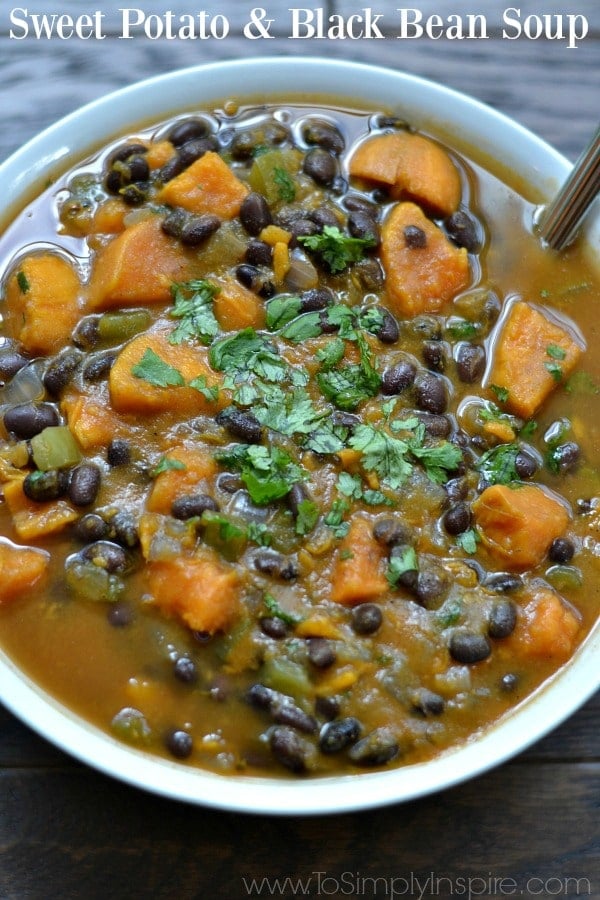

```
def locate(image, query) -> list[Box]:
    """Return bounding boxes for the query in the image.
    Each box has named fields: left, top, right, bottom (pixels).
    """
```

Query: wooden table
left=0, top=3, right=598, bottom=897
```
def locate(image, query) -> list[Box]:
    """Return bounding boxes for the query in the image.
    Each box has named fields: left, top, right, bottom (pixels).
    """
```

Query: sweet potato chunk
left=472, top=483, right=569, bottom=570
left=0, top=538, right=50, bottom=603
left=157, top=151, right=248, bottom=219
left=62, top=392, right=131, bottom=450
left=509, top=586, right=580, bottom=660
left=148, top=551, right=240, bottom=634
left=146, top=446, right=218, bottom=514
left=5, top=254, right=81, bottom=356
left=349, top=131, right=461, bottom=217
left=381, top=202, right=469, bottom=318
left=3, top=478, right=79, bottom=541
left=213, top=276, right=266, bottom=331
left=109, top=328, right=224, bottom=416
left=87, top=217, right=191, bottom=310
left=330, top=516, right=388, bottom=605
left=487, top=301, right=583, bottom=418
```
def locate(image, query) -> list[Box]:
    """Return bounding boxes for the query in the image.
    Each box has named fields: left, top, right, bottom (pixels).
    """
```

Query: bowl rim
left=0, top=56, right=597, bottom=816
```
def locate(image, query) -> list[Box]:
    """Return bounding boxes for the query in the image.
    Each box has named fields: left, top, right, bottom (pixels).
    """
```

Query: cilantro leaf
left=151, top=456, right=187, bottom=478
left=295, top=499, right=319, bottom=536
left=546, top=344, right=567, bottom=361
left=265, top=295, right=302, bottom=330
left=188, top=375, right=219, bottom=402
left=299, top=226, right=376, bottom=274
left=273, top=166, right=296, bottom=202
left=490, top=384, right=509, bottom=404
left=349, top=425, right=413, bottom=490
left=209, top=328, right=286, bottom=383
left=216, top=443, right=306, bottom=505
left=280, top=311, right=323, bottom=343
left=263, top=593, right=302, bottom=627
left=169, top=279, right=220, bottom=345
left=131, top=348, right=185, bottom=388
left=456, top=528, right=480, bottom=554
left=16, top=270, right=30, bottom=294
left=317, top=332, right=381, bottom=411
left=544, top=360, right=563, bottom=382
left=408, top=440, right=463, bottom=484
left=387, top=546, right=418, bottom=587
left=477, top=442, right=521, bottom=485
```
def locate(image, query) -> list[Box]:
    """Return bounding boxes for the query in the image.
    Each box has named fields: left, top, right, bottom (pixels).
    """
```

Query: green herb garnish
left=299, top=226, right=376, bottom=274
left=273, top=166, right=296, bottom=202
left=387, top=546, right=418, bottom=586
left=216, top=443, right=306, bottom=505
left=16, top=270, right=30, bottom=294
left=168, top=279, right=220, bottom=345
left=477, top=442, right=521, bottom=485
left=131, top=348, right=185, bottom=388
left=151, top=456, right=187, bottom=477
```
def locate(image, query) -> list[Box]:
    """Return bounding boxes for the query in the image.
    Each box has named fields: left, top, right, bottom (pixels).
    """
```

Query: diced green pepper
left=30, top=426, right=81, bottom=471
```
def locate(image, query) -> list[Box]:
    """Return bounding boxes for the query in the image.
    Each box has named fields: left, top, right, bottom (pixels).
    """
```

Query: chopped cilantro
left=295, top=499, right=319, bottom=536
left=546, top=344, right=567, bottom=361
left=565, top=371, right=599, bottom=395
left=151, top=456, right=187, bottom=477
left=315, top=337, right=345, bottom=370
left=446, top=318, right=478, bottom=340
left=280, top=311, right=323, bottom=343
left=408, top=438, right=463, bottom=485
left=16, top=270, right=30, bottom=294
left=490, top=384, right=509, bottom=404
left=456, top=528, right=480, bottom=554
left=188, top=375, right=219, bottom=402
left=265, top=295, right=302, bottom=330
left=299, top=226, right=376, bottom=274
left=209, top=328, right=286, bottom=383
left=247, top=522, right=272, bottom=547
left=263, top=593, right=302, bottom=627
left=317, top=332, right=381, bottom=411
left=387, top=546, right=418, bottom=586
left=339, top=548, right=354, bottom=560
left=273, top=166, right=296, bottom=202
left=324, top=498, right=350, bottom=537
left=477, top=442, right=521, bottom=485
left=544, top=360, right=563, bottom=382
left=435, top=597, right=462, bottom=627
left=216, top=443, right=306, bottom=505
left=131, top=348, right=185, bottom=388
left=349, top=425, right=413, bottom=490
left=254, top=385, right=327, bottom=436
left=168, top=279, right=220, bottom=345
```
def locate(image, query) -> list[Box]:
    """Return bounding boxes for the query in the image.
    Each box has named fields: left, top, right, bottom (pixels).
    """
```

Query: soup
left=0, top=99, right=598, bottom=776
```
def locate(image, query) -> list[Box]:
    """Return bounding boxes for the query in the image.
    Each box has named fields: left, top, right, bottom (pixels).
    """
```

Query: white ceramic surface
left=0, top=57, right=598, bottom=815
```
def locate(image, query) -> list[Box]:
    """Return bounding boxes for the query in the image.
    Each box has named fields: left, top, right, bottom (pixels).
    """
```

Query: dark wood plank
left=0, top=763, right=597, bottom=900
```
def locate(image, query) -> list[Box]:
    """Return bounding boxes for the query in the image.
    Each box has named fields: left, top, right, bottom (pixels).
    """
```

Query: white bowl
left=0, top=57, right=598, bottom=815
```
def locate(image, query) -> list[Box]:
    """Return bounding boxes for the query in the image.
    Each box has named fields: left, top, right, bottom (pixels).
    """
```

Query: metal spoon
left=537, top=126, right=600, bottom=250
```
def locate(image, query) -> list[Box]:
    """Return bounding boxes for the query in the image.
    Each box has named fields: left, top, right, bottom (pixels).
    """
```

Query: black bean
left=351, top=603, right=383, bottom=636
left=246, top=683, right=276, bottom=710
left=381, top=360, right=416, bottom=395
left=375, top=308, right=400, bottom=345
left=4, top=402, right=59, bottom=440
left=445, top=477, right=468, bottom=503
left=157, top=155, right=186, bottom=183
left=411, top=315, right=443, bottom=341
left=411, top=688, right=445, bottom=716
left=315, top=695, right=340, bottom=721
left=289, top=218, right=319, bottom=243
left=74, top=513, right=111, bottom=543
left=240, top=192, right=272, bottom=236
left=485, top=572, right=523, bottom=593
left=173, top=656, right=198, bottom=684
left=319, top=717, right=361, bottom=754
left=456, top=343, right=486, bottom=383
left=68, top=463, right=101, bottom=507
left=43, top=349, right=82, bottom=396
left=354, top=258, right=385, bottom=292
left=488, top=599, right=517, bottom=639
left=269, top=726, right=311, bottom=773
left=216, top=472, right=243, bottom=494
left=415, top=568, right=448, bottom=606
left=373, top=517, right=412, bottom=547
left=107, top=142, right=147, bottom=166
left=551, top=441, right=580, bottom=475
left=548, top=536, right=575, bottom=564
left=171, top=493, right=219, bottom=520
left=307, top=638, right=336, bottom=669
left=235, top=264, right=275, bottom=298
left=422, top=340, right=447, bottom=372
left=443, top=502, right=472, bottom=535
left=302, top=120, right=345, bottom=155
left=271, top=700, right=318, bottom=734
left=82, top=351, right=118, bottom=382
left=253, top=549, right=298, bottom=580
left=414, top=372, right=448, bottom=414
left=259, top=616, right=288, bottom=639
left=417, top=412, right=452, bottom=439
left=331, top=410, right=360, bottom=430
left=348, top=727, right=399, bottom=767
left=180, top=214, right=221, bottom=246
left=72, top=317, right=100, bottom=350
left=343, top=193, right=377, bottom=215
left=107, top=439, right=131, bottom=467
left=81, top=541, right=128, bottom=574
left=500, top=673, right=520, bottom=692
left=161, top=208, right=187, bottom=238
left=167, top=117, right=210, bottom=147
left=300, top=287, right=335, bottom=312
left=389, top=543, right=419, bottom=591
left=514, top=450, right=538, bottom=480
left=445, top=210, right=481, bottom=252
left=449, top=630, right=491, bottom=663
left=0, top=350, right=29, bottom=381
left=303, top=148, right=337, bottom=187
left=165, top=728, right=193, bottom=760
left=107, top=602, right=134, bottom=628
left=404, top=225, right=427, bottom=248
left=216, top=406, right=262, bottom=443
left=229, top=131, right=261, bottom=160
left=111, top=511, right=139, bottom=548
left=23, top=469, right=68, bottom=502
left=348, top=210, right=379, bottom=243
left=309, top=207, right=339, bottom=230
left=245, top=239, right=273, bottom=267
left=287, top=482, right=311, bottom=518
left=177, top=137, right=217, bottom=167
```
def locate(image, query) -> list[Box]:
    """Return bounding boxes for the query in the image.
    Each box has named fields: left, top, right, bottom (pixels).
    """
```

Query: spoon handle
left=538, top=125, right=600, bottom=250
